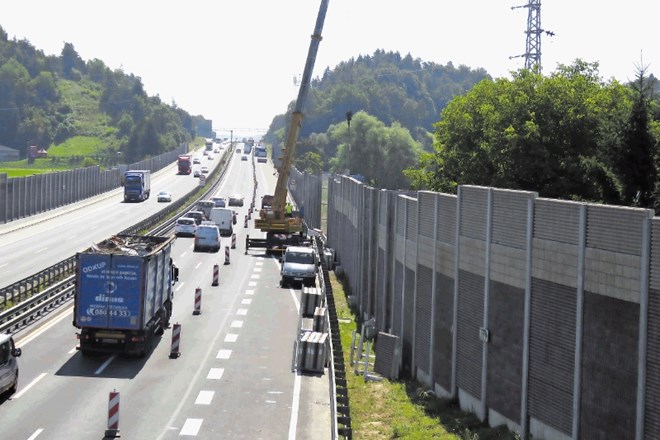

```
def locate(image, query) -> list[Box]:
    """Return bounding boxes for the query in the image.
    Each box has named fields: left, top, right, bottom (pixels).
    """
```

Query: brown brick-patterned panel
left=579, top=291, right=638, bottom=439
left=486, top=279, right=524, bottom=421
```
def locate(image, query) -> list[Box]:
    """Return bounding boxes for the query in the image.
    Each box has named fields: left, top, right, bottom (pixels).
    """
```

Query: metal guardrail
left=0, top=277, right=75, bottom=334
left=0, top=146, right=235, bottom=329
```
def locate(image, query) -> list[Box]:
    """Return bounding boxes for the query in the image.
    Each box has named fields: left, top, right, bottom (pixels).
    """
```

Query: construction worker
left=285, top=202, right=293, bottom=217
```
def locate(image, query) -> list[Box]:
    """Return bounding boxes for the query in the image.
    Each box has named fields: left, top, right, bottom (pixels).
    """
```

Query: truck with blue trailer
left=123, top=170, right=151, bottom=202
left=74, top=235, right=178, bottom=357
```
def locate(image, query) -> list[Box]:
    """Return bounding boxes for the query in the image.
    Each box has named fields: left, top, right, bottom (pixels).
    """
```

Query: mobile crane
left=248, top=0, right=329, bottom=254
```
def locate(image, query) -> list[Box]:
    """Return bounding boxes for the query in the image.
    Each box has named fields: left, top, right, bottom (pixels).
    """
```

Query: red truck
left=177, top=155, right=192, bottom=174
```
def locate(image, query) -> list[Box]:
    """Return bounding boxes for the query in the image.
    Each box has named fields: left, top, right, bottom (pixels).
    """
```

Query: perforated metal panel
left=460, top=186, right=488, bottom=240
left=586, top=204, right=651, bottom=255
left=437, top=194, right=457, bottom=245
left=645, top=219, right=660, bottom=438
left=415, top=265, right=433, bottom=372
left=492, top=189, right=533, bottom=249
left=418, top=191, right=436, bottom=238
left=533, top=198, right=581, bottom=245
left=455, top=269, right=483, bottom=398
left=528, top=278, right=575, bottom=435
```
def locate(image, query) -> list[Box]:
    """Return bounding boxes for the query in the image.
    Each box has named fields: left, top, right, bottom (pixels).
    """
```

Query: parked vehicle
left=194, top=222, right=221, bottom=252
left=174, top=217, right=197, bottom=237
left=0, top=334, right=22, bottom=397
left=280, top=245, right=320, bottom=288
left=157, top=190, right=172, bottom=202
left=74, top=235, right=178, bottom=357
left=123, top=170, right=151, bottom=202
left=209, top=207, right=234, bottom=236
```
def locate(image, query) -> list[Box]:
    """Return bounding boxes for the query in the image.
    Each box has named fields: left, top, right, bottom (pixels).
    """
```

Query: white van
left=194, top=222, right=221, bottom=252
left=0, top=334, right=22, bottom=396
left=209, top=208, right=234, bottom=237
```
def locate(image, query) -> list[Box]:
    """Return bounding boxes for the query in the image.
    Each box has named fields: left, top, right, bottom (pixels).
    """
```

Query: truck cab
left=0, top=334, right=22, bottom=397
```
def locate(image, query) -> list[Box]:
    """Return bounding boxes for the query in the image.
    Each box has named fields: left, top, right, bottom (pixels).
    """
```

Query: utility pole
left=510, top=0, right=554, bottom=71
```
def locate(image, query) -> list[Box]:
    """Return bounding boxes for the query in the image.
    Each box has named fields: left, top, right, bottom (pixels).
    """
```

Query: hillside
left=0, top=25, right=204, bottom=169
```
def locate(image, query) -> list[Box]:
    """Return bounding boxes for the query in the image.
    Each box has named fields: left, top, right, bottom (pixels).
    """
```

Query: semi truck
left=73, top=235, right=178, bottom=357
left=123, top=170, right=151, bottom=202
left=177, top=155, right=192, bottom=174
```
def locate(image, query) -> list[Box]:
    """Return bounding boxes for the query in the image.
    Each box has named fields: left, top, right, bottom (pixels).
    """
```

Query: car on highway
left=193, top=168, right=201, bottom=177
left=157, top=190, right=172, bottom=202
left=194, top=222, right=221, bottom=252
left=193, top=156, right=201, bottom=164
left=173, top=217, right=197, bottom=237
left=228, top=194, right=244, bottom=207
left=0, top=334, right=21, bottom=397
left=280, top=246, right=320, bottom=288
left=186, top=210, right=205, bottom=225
left=241, top=155, right=248, bottom=161
left=201, top=166, right=209, bottom=174
left=236, top=148, right=241, bottom=153
left=212, top=196, right=226, bottom=208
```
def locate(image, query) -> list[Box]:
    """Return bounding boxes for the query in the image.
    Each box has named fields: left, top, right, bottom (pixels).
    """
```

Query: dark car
left=186, top=210, right=205, bottom=225
left=228, top=195, right=244, bottom=207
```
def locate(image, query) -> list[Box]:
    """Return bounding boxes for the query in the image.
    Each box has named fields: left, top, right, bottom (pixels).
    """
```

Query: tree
left=408, top=61, right=633, bottom=202
left=328, top=111, right=421, bottom=189
left=614, top=65, right=657, bottom=207
left=295, top=151, right=323, bottom=174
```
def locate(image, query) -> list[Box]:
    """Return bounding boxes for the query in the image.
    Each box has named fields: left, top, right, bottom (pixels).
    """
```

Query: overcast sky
left=2, top=1, right=657, bottom=138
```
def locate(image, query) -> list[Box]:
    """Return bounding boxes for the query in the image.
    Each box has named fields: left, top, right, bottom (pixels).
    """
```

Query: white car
left=201, top=166, right=209, bottom=174
left=157, top=190, right=172, bottom=202
left=193, top=156, right=201, bottom=164
left=174, top=217, right=197, bottom=237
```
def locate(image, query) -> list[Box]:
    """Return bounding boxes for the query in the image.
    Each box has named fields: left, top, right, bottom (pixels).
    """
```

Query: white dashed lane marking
left=179, top=418, right=203, bottom=436
left=230, top=320, right=243, bottom=328
left=224, top=334, right=239, bottom=342
left=195, top=391, right=214, bottom=405
left=241, top=299, right=252, bottom=305
left=217, top=349, right=232, bottom=359
left=237, top=308, right=248, bottom=316
left=245, top=289, right=255, bottom=295
left=207, top=368, right=224, bottom=380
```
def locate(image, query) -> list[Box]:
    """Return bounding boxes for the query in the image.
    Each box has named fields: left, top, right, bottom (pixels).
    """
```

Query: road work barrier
left=244, top=214, right=248, bottom=228
left=224, top=246, right=230, bottom=265
left=212, top=264, right=219, bottom=286
left=231, top=233, right=237, bottom=249
left=105, top=390, right=120, bottom=438
left=193, top=287, right=202, bottom=315
left=169, top=323, right=181, bottom=358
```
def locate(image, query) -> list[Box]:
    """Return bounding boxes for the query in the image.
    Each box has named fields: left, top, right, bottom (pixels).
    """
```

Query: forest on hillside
left=0, top=25, right=201, bottom=166
left=263, top=50, right=490, bottom=189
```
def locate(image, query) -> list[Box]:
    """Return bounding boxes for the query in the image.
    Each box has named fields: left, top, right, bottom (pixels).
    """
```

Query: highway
left=0, top=145, right=331, bottom=439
